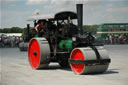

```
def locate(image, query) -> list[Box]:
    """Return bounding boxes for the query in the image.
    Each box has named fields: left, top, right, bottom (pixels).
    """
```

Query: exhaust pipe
left=77, top=4, right=83, bottom=35
left=27, top=24, right=30, bottom=36
left=27, top=24, right=30, bottom=41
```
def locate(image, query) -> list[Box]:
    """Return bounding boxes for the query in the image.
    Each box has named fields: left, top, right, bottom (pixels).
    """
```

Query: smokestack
left=27, top=24, right=30, bottom=35
left=27, top=24, right=30, bottom=41
left=77, top=4, right=83, bottom=35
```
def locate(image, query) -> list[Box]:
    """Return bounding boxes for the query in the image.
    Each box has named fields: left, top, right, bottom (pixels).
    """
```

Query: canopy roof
left=28, top=11, right=77, bottom=21
left=28, top=14, right=54, bottom=21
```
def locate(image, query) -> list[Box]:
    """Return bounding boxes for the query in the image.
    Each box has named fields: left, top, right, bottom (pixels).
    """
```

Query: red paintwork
left=70, top=49, right=85, bottom=74
left=28, top=39, right=41, bottom=69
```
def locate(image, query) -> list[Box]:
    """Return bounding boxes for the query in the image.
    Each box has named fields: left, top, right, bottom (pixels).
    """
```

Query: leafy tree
left=0, top=29, right=3, bottom=33
left=3, top=28, right=11, bottom=33
left=10, top=27, right=23, bottom=33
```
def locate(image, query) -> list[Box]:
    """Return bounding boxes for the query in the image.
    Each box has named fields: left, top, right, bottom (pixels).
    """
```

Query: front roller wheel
left=70, top=47, right=110, bottom=75
left=28, top=38, right=50, bottom=69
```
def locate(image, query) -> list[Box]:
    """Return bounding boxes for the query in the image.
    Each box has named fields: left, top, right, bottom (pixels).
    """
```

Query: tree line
left=0, top=25, right=99, bottom=33
left=0, top=27, right=23, bottom=33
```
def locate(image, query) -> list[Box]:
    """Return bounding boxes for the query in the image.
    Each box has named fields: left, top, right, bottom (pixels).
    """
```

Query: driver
left=35, top=20, right=46, bottom=37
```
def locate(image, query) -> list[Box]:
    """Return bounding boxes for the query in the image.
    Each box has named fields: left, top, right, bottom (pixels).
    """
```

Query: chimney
left=77, top=4, right=83, bottom=35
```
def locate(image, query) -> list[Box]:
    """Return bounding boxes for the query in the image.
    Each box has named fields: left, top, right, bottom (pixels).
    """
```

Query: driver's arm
left=35, top=24, right=39, bottom=33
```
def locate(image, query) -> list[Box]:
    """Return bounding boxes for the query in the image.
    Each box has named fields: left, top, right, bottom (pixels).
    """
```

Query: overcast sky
left=0, top=0, right=128, bottom=28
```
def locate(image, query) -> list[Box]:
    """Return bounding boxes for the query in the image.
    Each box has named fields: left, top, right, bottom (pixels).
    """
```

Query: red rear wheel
left=28, top=38, right=50, bottom=69
left=28, top=39, right=41, bottom=69
left=70, top=49, right=85, bottom=74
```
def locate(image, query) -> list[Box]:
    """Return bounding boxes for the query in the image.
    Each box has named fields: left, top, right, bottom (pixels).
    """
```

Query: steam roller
left=28, top=4, right=111, bottom=75
left=28, top=37, right=110, bottom=74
